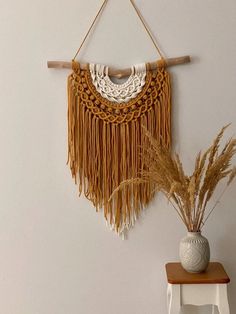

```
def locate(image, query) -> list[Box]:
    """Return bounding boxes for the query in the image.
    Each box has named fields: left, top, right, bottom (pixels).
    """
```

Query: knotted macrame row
left=89, top=63, right=147, bottom=103
left=67, top=59, right=171, bottom=234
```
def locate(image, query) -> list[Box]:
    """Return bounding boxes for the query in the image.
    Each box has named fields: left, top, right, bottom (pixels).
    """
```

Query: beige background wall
left=0, top=0, right=236, bottom=313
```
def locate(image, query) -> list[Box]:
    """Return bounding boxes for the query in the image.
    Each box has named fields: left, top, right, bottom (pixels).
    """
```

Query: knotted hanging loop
left=72, top=0, right=164, bottom=62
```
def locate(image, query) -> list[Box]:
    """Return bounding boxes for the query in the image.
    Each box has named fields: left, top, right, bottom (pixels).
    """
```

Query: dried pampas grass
left=109, top=124, right=236, bottom=231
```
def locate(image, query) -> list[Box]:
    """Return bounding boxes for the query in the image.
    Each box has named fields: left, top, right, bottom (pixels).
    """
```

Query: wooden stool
left=165, top=262, right=230, bottom=314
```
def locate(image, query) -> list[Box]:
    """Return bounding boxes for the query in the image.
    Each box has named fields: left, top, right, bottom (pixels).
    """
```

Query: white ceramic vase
left=179, top=232, right=210, bottom=273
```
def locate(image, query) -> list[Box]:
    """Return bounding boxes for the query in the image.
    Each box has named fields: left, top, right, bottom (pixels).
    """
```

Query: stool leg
left=167, top=284, right=181, bottom=314
left=216, top=284, right=230, bottom=314
left=167, top=284, right=171, bottom=312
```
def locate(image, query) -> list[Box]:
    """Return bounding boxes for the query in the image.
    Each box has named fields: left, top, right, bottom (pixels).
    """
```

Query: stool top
left=165, top=262, right=230, bottom=284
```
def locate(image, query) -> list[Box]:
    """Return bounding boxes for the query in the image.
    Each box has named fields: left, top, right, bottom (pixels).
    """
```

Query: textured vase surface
left=179, top=232, right=210, bottom=273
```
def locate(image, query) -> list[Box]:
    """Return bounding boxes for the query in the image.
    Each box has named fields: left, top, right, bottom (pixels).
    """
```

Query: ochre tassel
left=67, top=60, right=171, bottom=234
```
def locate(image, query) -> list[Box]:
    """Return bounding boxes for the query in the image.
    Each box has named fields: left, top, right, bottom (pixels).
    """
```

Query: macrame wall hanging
left=48, top=0, right=191, bottom=234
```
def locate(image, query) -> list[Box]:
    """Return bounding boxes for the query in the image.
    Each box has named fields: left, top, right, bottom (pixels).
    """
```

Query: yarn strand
left=67, top=60, right=171, bottom=234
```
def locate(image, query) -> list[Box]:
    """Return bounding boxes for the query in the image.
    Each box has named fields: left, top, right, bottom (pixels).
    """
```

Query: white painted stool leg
left=216, top=284, right=230, bottom=314
left=167, top=284, right=171, bottom=312
left=211, top=305, right=216, bottom=314
left=167, top=284, right=181, bottom=314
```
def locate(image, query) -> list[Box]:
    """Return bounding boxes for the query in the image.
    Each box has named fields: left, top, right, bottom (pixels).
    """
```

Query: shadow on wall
left=217, top=224, right=236, bottom=313
left=170, top=55, right=200, bottom=151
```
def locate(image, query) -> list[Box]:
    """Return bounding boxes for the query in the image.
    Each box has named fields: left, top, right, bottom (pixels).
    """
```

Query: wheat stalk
left=109, top=125, right=236, bottom=231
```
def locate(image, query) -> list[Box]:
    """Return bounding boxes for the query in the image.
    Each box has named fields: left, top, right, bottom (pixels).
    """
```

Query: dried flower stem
left=109, top=125, right=236, bottom=231
left=201, top=184, right=229, bottom=228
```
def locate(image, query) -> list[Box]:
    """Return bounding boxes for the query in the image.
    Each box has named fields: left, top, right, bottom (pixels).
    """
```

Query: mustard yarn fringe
left=67, top=60, right=171, bottom=234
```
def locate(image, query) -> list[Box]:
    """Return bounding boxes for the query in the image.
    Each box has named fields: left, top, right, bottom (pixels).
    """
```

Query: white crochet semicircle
left=89, top=63, right=147, bottom=103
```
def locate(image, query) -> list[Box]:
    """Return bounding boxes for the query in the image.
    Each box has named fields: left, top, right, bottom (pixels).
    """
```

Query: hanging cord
left=73, top=0, right=108, bottom=61
left=72, top=0, right=164, bottom=61
left=129, top=0, right=163, bottom=59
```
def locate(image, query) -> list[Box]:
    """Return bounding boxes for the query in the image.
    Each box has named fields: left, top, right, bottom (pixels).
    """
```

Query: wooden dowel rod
left=47, top=55, right=191, bottom=78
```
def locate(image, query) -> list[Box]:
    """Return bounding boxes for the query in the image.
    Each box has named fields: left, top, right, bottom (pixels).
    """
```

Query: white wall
left=0, top=0, right=236, bottom=313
